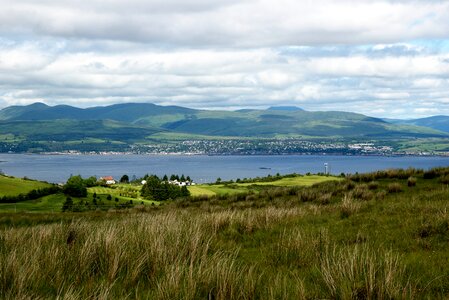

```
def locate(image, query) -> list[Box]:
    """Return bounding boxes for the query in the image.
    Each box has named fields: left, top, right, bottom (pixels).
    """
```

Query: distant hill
left=386, top=116, right=449, bottom=133
left=267, top=106, right=303, bottom=111
left=0, top=102, right=195, bottom=123
left=0, top=102, right=447, bottom=144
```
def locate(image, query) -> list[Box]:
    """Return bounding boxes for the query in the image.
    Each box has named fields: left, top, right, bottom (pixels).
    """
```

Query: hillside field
left=0, top=175, right=51, bottom=197
left=188, top=175, right=339, bottom=196
left=0, top=168, right=449, bottom=298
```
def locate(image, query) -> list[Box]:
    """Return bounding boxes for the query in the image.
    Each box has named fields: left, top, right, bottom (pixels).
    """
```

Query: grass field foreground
left=1, top=168, right=449, bottom=298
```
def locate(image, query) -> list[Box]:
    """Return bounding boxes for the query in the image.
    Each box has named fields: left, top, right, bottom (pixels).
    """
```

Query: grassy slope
left=188, top=175, right=340, bottom=196
left=0, top=175, right=51, bottom=197
left=0, top=178, right=159, bottom=212
left=0, top=170, right=448, bottom=298
left=0, top=194, right=64, bottom=212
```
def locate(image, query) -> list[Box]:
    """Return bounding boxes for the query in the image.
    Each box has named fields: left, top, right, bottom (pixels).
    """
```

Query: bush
left=407, top=177, right=417, bottom=187
left=440, top=175, right=449, bottom=184
left=367, top=181, right=379, bottom=190
left=423, top=169, right=438, bottom=179
left=63, top=175, right=87, bottom=197
left=349, top=185, right=374, bottom=201
left=387, top=183, right=403, bottom=193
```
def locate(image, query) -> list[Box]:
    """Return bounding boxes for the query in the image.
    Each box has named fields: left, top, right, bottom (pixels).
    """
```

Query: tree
left=84, top=176, right=97, bottom=187
left=163, top=174, right=168, bottom=181
left=216, top=177, right=222, bottom=184
left=180, top=174, right=186, bottom=182
left=180, top=185, right=190, bottom=197
left=63, top=175, right=87, bottom=197
left=62, top=197, right=73, bottom=212
left=141, top=174, right=188, bottom=201
left=107, top=194, right=112, bottom=200
left=186, top=176, right=191, bottom=182
left=120, top=174, right=129, bottom=183
left=93, top=192, right=97, bottom=199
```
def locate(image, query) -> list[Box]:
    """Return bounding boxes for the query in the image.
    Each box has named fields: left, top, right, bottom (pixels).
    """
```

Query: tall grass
left=0, top=208, right=414, bottom=299
left=2, top=167, right=449, bottom=298
left=320, top=245, right=411, bottom=299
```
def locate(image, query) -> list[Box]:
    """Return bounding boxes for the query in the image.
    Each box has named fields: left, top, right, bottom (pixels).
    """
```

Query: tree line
left=141, top=175, right=190, bottom=201
left=0, top=186, right=60, bottom=203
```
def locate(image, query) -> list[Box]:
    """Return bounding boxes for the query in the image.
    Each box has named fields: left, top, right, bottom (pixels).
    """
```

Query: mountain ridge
left=0, top=102, right=447, bottom=144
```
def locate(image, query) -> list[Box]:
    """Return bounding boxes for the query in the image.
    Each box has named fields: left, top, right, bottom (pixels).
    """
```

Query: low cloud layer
left=0, top=0, right=449, bottom=118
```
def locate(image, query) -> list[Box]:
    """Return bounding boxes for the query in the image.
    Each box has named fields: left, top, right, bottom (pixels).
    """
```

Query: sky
left=0, top=0, right=449, bottom=118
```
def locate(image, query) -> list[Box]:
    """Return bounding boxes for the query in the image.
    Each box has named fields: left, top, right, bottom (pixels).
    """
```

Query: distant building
left=100, top=176, right=116, bottom=185
left=141, top=180, right=147, bottom=185
left=168, top=180, right=194, bottom=187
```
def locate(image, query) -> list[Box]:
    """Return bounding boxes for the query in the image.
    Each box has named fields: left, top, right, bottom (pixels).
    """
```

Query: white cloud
left=0, top=0, right=448, bottom=46
left=0, top=0, right=449, bottom=118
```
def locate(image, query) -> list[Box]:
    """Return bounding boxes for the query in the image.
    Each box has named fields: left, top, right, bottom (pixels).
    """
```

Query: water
left=1, top=153, right=449, bottom=183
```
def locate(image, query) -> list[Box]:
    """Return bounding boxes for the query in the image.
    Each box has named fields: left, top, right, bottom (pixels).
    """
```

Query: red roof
left=101, top=176, right=114, bottom=181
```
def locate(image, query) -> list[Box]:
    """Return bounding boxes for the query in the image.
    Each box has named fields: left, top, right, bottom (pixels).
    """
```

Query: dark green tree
left=180, top=185, right=190, bottom=197
left=62, top=197, right=73, bottom=212
left=120, top=174, right=129, bottom=183
left=107, top=194, right=112, bottom=200
left=63, top=175, right=87, bottom=197
left=84, top=176, right=97, bottom=187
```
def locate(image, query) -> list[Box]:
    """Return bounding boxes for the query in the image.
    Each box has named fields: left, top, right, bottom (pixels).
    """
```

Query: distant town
left=28, top=139, right=449, bottom=156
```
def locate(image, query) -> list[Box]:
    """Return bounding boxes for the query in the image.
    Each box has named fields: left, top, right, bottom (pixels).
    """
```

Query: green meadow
left=0, top=175, right=51, bottom=197
left=188, top=175, right=340, bottom=196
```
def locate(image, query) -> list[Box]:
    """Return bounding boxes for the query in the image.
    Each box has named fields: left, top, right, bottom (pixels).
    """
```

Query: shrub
left=423, top=169, right=438, bottom=179
left=367, top=181, right=379, bottom=190
left=407, top=177, right=417, bottom=187
left=349, top=185, right=374, bottom=201
left=440, top=175, right=449, bottom=184
left=340, top=195, right=361, bottom=218
left=344, top=181, right=356, bottom=191
left=387, top=183, right=403, bottom=193
left=298, top=189, right=319, bottom=202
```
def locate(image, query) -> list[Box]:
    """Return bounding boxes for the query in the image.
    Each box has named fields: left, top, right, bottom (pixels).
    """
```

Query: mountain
left=0, top=102, right=194, bottom=123
left=267, top=106, right=303, bottom=111
left=0, top=103, right=447, bottom=146
left=386, top=116, right=449, bottom=133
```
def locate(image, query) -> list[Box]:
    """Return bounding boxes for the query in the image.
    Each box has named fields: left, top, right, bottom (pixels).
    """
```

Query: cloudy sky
left=0, top=0, right=449, bottom=118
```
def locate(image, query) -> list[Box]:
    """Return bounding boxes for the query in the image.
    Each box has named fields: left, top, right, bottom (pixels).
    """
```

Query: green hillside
left=1, top=168, right=449, bottom=298
left=0, top=175, right=51, bottom=197
left=0, top=103, right=448, bottom=154
left=389, top=115, right=449, bottom=133
left=189, top=175, right=340, bottom=196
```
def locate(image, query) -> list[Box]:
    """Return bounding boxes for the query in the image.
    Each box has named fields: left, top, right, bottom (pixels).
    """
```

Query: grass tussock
left=320, top=245, right=411, bottom=299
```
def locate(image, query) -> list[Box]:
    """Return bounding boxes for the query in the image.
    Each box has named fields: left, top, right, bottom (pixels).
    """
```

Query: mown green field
left=87, top=185, right=159, bottom=206
left=0, top=175, right=51, bottom=197
left=0, top=194, right=65, bottom=212
left=188, top=175, right=340, bottom=196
